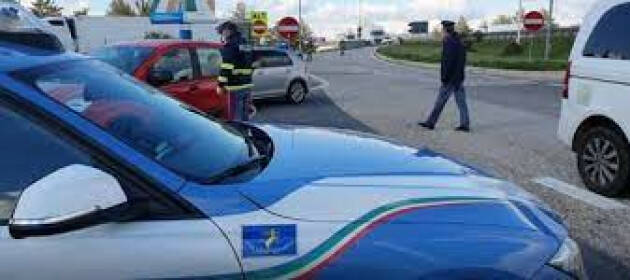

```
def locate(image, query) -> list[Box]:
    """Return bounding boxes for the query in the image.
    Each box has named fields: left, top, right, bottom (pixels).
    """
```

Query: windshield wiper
left=205, top=155, right=268, bottom=184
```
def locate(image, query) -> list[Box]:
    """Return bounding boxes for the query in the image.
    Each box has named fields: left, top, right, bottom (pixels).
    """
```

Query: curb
left=373, top=49, right=564, bottom=82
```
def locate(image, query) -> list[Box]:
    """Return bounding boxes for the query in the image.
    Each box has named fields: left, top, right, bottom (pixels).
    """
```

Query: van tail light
left=562, top=61, right=571, bottom=99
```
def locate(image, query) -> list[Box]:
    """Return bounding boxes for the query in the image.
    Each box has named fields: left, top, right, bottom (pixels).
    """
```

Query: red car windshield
left=91, top=45, right=155, bottom=74
left=14, top=59, right=251, bottom=182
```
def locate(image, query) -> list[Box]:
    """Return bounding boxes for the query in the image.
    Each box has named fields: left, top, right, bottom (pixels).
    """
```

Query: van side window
left=583, top=3, right=630, bottom=60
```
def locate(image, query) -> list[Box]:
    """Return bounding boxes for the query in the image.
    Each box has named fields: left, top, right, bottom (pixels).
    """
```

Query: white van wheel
left=577, top=126, right=630, bottom=197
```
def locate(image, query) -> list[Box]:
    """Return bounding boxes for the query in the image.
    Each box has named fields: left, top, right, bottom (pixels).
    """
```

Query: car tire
left=576, top=126, right=630, bottom=197
left=286, top=81, right=307, bottom=104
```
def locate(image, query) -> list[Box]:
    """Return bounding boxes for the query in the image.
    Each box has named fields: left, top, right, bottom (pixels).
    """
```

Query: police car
left=0, top=9, right=584, bottom=280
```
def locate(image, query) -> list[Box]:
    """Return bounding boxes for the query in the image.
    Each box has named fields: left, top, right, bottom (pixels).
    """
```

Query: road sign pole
left=529, top=32, right=534, bottom=62
left=544, top=0, right=554, bottom=60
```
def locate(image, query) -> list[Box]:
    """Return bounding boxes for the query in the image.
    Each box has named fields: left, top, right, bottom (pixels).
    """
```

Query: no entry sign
left=277, top=17, right=299, bottom=40
left=523, top=11, right=545, bottom=32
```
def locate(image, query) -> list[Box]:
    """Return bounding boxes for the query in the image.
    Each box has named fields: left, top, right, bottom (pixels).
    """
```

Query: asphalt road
left=254, top=47, right=630, bottom=279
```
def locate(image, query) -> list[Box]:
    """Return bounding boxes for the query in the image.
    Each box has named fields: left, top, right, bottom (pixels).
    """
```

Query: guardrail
left=484, top=26, right=579, bottom=41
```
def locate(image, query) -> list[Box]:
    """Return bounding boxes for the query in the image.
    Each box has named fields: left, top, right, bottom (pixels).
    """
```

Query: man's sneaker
left=418, top=122, right=435, bottom=130
left=455, top=126, right=470, bottom=133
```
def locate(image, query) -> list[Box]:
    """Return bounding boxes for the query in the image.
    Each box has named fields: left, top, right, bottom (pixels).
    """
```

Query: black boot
left=455, top=126, right=470, bottom=132
left=418, top=122, right=435, bottom=130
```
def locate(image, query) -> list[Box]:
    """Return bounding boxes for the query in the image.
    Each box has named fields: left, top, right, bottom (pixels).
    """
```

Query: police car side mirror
left=147, top=69, right=174, bottom=87
left=9, top=165, right=129, bottom=239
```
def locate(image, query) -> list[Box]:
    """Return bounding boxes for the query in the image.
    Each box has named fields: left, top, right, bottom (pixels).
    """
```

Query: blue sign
left=150, top=12, right=184, bottom=24
left=243, top=225, right=297, bottom=258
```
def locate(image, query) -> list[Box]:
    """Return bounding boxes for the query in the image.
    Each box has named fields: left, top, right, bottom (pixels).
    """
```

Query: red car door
left=191, top=47, right=231, bottom=120
left=147, top=47, right=208, bottom=111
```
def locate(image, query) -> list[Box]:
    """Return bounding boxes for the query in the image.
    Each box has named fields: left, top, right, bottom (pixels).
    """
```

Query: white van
left=559, top=0, right=630, bottom=197
left=44, top=16, right=220, bottom=54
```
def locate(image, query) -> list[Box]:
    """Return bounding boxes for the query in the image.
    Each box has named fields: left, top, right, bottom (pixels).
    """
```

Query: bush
left=473, top=31, right=484, bottom=43
left=501, top=41, right=524, bottom=56
left=144, top=31, right=173, bottom=39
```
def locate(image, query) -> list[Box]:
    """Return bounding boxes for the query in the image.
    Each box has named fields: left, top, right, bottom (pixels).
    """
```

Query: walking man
left=419, top=19, right=470, bottom=132
left=217, top=21, right=254, bottom=121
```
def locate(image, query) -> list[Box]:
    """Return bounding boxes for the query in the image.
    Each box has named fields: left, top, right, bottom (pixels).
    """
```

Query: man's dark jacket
left=221, top=32, right=248, bottom=68
left=441, top=32, right=467, bottom=88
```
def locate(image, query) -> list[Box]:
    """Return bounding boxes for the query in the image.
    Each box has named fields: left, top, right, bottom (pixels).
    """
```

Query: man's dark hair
left=441, top=20, right=456, bottom=34
left=217, top=21, right=239, bottom=33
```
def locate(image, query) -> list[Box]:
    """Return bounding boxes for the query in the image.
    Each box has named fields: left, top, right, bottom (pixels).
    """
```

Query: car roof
left=0, top=41, right=85, bottom=72
left=110, top=40, right=224, bottom=49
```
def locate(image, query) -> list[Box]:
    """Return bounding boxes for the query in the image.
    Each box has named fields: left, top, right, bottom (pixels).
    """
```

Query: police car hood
left=239, top=124, right=565, bottom=236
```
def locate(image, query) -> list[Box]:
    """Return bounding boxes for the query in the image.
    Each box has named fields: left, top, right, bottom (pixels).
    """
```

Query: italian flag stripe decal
left=244, top=196, right=494, bottom=279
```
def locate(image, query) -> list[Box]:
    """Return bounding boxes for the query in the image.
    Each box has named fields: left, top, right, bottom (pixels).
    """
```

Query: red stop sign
left=523, top=11, right=545, bottom=32
left=277, top=17, right=299, bottom=40
left=253, top=20, right=267, bottom=35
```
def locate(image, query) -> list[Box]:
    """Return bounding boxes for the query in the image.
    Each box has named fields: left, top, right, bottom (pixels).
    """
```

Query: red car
left=91, top=40, right=232, bottom=120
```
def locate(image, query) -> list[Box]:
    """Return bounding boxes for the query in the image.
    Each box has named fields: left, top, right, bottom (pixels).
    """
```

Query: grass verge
left=377, top=37, right=573, bottom=71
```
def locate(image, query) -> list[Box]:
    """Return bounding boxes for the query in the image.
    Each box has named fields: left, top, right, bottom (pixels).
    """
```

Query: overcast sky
left=46, top=0, right=597, bottom=38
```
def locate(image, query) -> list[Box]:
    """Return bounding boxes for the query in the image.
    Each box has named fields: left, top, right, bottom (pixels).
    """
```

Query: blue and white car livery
left=0, top=39, right=585, bottom=279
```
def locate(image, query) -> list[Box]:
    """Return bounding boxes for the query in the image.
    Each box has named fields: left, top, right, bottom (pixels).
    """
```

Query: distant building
left=370, top=27, right=385, bottom=44
left=408, top=21, right=429, bottom=34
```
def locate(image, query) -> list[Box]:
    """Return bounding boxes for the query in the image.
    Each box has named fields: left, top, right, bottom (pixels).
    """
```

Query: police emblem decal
left=242, top=225, right=297, bottom=258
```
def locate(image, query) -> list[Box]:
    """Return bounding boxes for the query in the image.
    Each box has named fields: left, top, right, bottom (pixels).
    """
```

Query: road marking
left=309, top=74, right=330, bottom=91
left=532, top=177, right=629, bottom=210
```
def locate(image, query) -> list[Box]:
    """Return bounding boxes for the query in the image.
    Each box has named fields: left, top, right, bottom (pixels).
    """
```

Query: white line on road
left=532, top=177, right=629, bottom=210
left=309, top=74, right=330, bottom=91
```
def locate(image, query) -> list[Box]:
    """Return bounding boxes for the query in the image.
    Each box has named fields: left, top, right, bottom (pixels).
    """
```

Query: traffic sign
left=523, top=11, right=545, bottom=32
left=250, top=11, right=268, bottom=37
left=252, top=20, right=267, bottom=36
left=277, top=17, right=299, bottom=40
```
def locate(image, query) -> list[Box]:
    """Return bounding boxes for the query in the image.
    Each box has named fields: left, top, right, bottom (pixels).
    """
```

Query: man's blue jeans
left=230, top=87, right=252, bottom=121
left=426, top=84, right=470, bottom=128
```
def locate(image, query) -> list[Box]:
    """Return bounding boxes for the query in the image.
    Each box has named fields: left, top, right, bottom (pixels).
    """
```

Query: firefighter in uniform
left=217, top=21, right=254, bottom=121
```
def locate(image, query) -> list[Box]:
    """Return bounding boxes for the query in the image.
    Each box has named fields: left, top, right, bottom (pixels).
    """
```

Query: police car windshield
left=13, top=59, right=251, bottom=183
left=91, top=46, right=155, bottom=74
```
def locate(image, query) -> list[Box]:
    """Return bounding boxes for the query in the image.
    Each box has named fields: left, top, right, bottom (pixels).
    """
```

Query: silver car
left=252, top=48, right=310, bottom=104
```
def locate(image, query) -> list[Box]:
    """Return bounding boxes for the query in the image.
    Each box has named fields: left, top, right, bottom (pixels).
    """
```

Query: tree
left=430, top=25, right=442, bottom=41
left=492, top=14, right=515, bottom=25
left=73, top=8, right=89, bottom=16
left=30, top=0, right=63, bottom=18
left=456, top=16, right=471, bottom=36
left=134, top=0, right=151, bottom=16
left=107, top=0, right=136, bottom=16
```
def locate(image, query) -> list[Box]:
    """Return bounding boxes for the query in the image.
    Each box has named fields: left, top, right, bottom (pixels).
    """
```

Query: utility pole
left=358, top=0, right=362, bottom=39
left=544, top=0, right=554, bottom=60
left=298, top=0, right=302, bottom=53
left=517, top=0, right=523, bottom=44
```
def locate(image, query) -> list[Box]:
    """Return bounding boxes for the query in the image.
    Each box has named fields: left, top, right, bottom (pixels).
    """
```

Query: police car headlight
left=549, top=238, right=587, bottom=279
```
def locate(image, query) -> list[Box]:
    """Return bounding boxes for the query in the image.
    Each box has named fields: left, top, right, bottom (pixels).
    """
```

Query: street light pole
left=544, top=0, right=554, bottom=60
